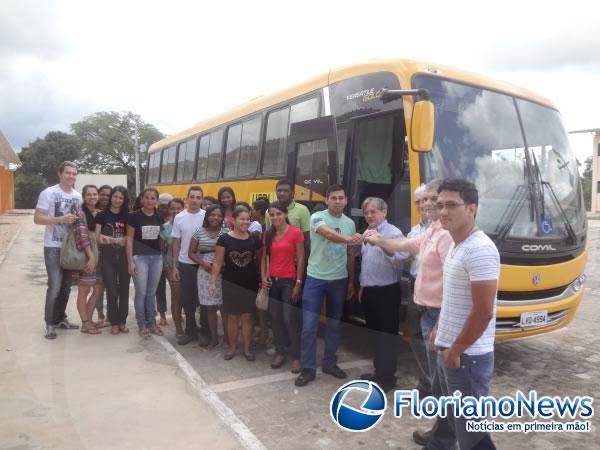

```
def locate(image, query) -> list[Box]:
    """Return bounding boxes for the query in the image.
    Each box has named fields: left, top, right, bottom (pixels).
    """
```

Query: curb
left=152, top=335, right=267, bottom=450
left=0, top=226, right=22, bottom=267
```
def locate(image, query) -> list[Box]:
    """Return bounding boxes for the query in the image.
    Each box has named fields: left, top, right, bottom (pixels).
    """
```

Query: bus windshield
left=413, top=75, right=586, bottom=243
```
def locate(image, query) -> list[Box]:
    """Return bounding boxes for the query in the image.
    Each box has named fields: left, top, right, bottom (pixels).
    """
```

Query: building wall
left=0, top=166, right=15, bottom=213
left=74, top=174, right=128, bottom=192
left=592, top=133, right=600, bottom=214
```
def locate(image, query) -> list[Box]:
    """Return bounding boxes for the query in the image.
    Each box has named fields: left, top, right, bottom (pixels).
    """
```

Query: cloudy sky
left=1, top=0, right=599, bottom=164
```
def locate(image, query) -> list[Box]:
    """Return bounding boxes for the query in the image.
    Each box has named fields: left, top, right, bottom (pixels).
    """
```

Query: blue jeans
left=420, top=308, right=441, bottom=387
left=269, top=278, right=302, bottom=359
left=429, top=351, right=496, bottom=450
left=300, top=276, right=348, bottom=370
left=44, top=247, right=72, bottom=325
left=132, top=254, right=163, bottom=328
left=95, top=287, right=105, bottom=316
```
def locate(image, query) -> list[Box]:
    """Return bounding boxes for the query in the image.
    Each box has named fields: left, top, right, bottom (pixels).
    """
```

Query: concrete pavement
left=0, top=218, right=251, bottom=449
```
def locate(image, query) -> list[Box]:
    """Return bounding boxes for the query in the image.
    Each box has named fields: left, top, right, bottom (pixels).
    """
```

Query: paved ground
left=0, top=213, right=243, bottom=450
left=0, top=213, right=598, bottom=449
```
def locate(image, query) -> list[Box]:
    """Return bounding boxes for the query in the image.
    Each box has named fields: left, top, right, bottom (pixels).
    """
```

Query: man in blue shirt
left=358, top=197, right=409, bottom=392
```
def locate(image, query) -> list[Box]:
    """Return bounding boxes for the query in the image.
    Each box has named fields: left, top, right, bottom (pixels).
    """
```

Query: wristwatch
left=295, top=279, right=302, bottom=284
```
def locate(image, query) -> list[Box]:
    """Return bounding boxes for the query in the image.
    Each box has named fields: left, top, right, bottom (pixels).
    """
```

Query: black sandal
left=224, top=351, right=236, bottom=360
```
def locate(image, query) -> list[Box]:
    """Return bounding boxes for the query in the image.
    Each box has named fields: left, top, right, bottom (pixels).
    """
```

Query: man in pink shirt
left=364, top=179, right=453, bottom=445
left=363, top=181, right=453, bottom=445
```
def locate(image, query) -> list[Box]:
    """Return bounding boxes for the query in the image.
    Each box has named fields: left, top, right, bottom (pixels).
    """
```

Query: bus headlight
left=571, top=274, right=586, bottom=293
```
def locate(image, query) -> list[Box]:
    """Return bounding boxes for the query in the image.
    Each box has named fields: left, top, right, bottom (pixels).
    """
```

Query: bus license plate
left=520, top=311, right=548, bottom=328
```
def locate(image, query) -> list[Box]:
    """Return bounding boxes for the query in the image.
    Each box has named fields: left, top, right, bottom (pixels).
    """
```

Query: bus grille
left=496, top=309, right=570, bottom=334
left=497, top=285, right=569, bottom=301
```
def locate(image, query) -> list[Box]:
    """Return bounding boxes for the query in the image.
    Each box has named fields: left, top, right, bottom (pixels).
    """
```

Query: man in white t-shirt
left=171, top=186, right=206, bottom=345
left=425, top=179, right=500, bottom=450
left=34, top=161, right=83, bottom=339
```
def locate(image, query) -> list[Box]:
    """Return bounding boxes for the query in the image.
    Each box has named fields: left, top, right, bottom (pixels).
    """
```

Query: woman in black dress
left=209, top=205, right=262, bottom=361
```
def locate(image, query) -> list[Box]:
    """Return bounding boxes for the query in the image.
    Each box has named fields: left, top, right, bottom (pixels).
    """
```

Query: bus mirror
left=411, top=100, right=435, bottom=152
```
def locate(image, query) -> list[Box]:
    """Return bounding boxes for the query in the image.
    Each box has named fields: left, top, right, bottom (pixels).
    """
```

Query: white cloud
left=0, top=0, right=598, bottom=165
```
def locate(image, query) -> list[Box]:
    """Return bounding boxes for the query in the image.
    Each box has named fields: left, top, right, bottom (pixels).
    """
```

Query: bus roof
left=148, top=58, right=555, bottom=152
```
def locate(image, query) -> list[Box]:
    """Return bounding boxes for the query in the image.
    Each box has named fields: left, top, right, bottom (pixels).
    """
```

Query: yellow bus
left=147, top=59, right=587, bottom=340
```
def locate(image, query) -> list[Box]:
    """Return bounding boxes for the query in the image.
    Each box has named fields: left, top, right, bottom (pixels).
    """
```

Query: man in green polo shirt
left=266, top=178, right=311, bottom=252
left=294, top=185, right=362, bottom=387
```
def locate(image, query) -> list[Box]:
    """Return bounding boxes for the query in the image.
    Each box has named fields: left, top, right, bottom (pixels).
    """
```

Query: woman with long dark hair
left=160, top=198, right=185, bottom=337
left=261, top=201, right=305, bottom=371
left=217, top=186, right=236, bottom=230
left=189, top=204, right=226, bottom=348
left=127, top=187, right=165, bottom=337
left=72, top=185, right=102, bottom=334
left=209, top=205, right=261, bottom=361
left=94, top=184, right=112, bottom=325
left=95, top=185, right=130, bottom=335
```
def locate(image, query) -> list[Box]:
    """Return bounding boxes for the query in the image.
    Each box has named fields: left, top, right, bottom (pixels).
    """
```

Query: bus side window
left=238, top=116, right=261, bottom=177
left=207, top=129, right=223, bottom=179
left=196, top=135, right=210, bottom=180
left=262, top=107, right=290, bottom=174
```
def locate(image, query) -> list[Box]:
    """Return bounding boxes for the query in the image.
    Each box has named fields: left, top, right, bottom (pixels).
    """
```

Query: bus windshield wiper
left=529, top=149, right=576, bottom=244
left=493, top=184, right=528, bottom=247
left=493, top=147, right=541, bottom=246
left=541, top=181, right=577, bottom=245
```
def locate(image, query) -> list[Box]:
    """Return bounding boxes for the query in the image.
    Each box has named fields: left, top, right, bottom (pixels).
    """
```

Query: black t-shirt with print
left=95, top=209, right=128, bottom=248
left=216, top=233, right=262, bottom=289
left=128, top=210, right=164, bottom=255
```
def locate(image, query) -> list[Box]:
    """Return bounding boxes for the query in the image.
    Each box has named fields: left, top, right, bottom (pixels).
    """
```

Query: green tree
left=15, top=131, right=82, bottom=208
left=18, top=131, right=81, bottom=183
left=71, top=111, right=164, bottom=193
left=14, top=173, right=47, bottom=208
left=581, top=156, right=592, bottom=212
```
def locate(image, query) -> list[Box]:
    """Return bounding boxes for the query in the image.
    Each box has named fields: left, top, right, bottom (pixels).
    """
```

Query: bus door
left=345, top=111, right=410, bottom=232
left=287, top=116, right=339, bottom=210
left=344, top=110, right=412, bottom=324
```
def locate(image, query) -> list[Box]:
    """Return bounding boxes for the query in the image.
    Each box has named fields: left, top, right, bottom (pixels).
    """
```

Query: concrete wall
left=74, top=174, right=128, bottom=192
left=592, top=133, right=600, bottom=214
left=0, top=167, right=15, bottom=213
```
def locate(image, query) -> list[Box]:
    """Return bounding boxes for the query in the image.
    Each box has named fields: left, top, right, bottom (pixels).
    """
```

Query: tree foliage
left=18, top=131, right=81, bottom=183
left=71, top=111, right=164, bottom=193
left=14, top=173, right=47, bottom=208
left=15, top=131, right=81, bottom=207
left=14, top=111, right=165, bottom=208
left=581, top=156, right=592, bottom=212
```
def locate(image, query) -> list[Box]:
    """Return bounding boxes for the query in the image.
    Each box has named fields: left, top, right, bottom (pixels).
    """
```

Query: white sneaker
left=57, top=318, right=79, bottom=330
left=45, top=325, right=57, bottom=339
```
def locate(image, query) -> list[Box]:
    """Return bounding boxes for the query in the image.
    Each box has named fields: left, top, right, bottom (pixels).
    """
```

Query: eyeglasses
left=435, top=202, right=465, bottom=211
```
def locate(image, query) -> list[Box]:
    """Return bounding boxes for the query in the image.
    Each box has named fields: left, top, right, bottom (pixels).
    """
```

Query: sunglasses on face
left=435, top=202, right=465, bottom=211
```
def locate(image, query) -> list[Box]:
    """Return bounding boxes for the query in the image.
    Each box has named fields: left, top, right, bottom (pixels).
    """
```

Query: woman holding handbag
left=261, top=201, right=305, bottom=372
left=71, top=185, right=103, bottom=334
left=209, top=205, right=262, bottom=361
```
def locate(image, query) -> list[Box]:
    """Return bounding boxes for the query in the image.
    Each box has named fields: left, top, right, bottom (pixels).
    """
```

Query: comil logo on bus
left=521, top=244, right=557, bottom=252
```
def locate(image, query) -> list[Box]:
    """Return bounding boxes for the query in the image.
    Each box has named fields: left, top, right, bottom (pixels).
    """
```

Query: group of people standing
left=36, top=161, right=500, bottom=450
